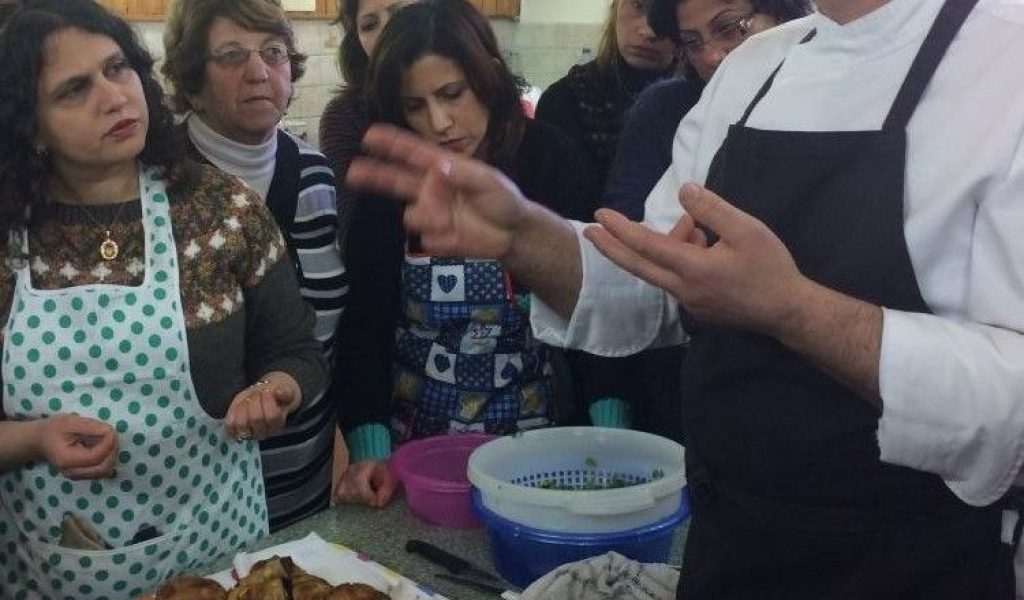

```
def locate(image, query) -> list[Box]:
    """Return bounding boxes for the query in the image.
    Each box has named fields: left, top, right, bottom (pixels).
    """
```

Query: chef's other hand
left=225, top=371, right=302, bottom=442
left=347, top=124, right=529, bottom=261
left=333, top=459, right=399, bottom=508
left=37, top=414, right=119, bottom=480
left=586, top=183, right=810, bottom=337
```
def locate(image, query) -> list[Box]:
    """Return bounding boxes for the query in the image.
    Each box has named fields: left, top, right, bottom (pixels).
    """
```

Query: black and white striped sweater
left=185, top=127, right=348, bottom=532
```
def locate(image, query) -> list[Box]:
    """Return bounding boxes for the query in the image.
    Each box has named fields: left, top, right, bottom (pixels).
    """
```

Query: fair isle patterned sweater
left=0, top=163, right=328, bottom=530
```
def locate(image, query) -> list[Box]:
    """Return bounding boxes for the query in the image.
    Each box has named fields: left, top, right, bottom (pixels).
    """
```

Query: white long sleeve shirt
left=533, top=0, right=1024, bottom=513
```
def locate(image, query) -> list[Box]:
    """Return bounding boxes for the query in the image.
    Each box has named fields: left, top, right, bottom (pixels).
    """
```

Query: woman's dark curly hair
left=648, top=0, right=813, bottom=80
left=365, top=0, right=527, bottom=173
left=0, top=0, right=184, bottom=231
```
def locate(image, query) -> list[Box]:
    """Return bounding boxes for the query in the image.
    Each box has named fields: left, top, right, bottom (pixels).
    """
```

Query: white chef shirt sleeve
left=530, top=213, right=686, bottom=357
left=878, top=139, right=1024, bottom=507
left=530, top=73, right=724, bottom=358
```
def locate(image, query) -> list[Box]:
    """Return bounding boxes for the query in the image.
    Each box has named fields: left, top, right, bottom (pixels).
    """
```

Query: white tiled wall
left=492, top=20, right=602, bottom=93
left=131, top=19, right=602, bottom=148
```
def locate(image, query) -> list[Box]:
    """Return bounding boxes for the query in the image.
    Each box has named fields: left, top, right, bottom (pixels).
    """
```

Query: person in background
left=332, top=0, right=598, bottom=507
left=318, top=0, right=422, bottom=506
left=604, top=0, right=813, bottom=221
left=320, top=0, right=421, bottom=259
left=536, top=0, right=677, bottom=189
left=347, top=0, right=1024, bottom=594
left=599, top=0, right=813, bottom=444
left=537, top=0, right=679, bottom=442
left=0, top=1, right=326, bottom=597
left=161, top=0, right=347, bottom=533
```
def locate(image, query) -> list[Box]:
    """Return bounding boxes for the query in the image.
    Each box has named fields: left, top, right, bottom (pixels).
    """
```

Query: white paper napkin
left=206, top=532, right=448, bottom=600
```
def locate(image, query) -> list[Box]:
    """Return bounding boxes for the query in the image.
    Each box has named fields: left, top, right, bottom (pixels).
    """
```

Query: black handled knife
left=405, top=539, right=500, bottom=582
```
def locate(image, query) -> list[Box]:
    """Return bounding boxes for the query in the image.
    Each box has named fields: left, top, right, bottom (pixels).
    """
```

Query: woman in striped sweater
left=161, top=0, right=348, bottom=531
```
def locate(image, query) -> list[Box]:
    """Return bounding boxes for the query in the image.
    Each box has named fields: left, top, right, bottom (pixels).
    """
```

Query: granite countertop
left=201, top=499, right=688, bottom=600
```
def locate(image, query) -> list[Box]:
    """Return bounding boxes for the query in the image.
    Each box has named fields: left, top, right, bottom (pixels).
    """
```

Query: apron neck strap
left=738, top=29, right=816, bottom=127
left=739, top=0, right=978, bottom=132
left=883, top=0, right=979, bottom=132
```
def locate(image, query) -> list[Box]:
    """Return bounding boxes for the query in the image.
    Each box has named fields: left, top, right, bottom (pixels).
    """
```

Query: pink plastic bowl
left=392, top=433, right=496, bottom=528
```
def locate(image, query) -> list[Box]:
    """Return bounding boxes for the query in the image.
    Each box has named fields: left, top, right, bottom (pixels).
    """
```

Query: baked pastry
left=326, top=583, right=390, bottom=600
left=227, top=556, right=290, bottom=600
left=289, top=567, right=334, bottom=600
left=154, top=576, right=227, bottom=600
left=155, top=555, right=389, bottom=600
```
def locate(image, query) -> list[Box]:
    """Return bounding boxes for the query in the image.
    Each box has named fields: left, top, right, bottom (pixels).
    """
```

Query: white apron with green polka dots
left=0, top=165, right=268, bottom=600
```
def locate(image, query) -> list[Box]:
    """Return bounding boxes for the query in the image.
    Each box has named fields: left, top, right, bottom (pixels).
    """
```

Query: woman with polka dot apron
left=0, top=165, right=268, bottom=600
left=0, top=1, right=326, bottom=598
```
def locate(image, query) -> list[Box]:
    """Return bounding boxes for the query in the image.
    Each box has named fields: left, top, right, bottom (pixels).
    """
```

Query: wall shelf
left=100, top=0, right=520, bottom=22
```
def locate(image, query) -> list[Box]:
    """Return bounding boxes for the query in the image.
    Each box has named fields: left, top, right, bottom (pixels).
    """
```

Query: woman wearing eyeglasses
left=161, top=0, right=348, bottom=533
left=599, top=2, right=813, bottom=445
left=605, top=0, right=813, bottom=221
left=666, top=0, right=812, bottom=83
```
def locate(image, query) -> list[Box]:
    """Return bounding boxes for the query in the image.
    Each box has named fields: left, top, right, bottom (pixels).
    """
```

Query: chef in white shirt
left=347, top=0, right=1024, bottom=596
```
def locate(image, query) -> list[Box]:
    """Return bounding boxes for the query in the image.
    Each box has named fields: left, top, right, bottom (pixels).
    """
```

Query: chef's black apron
left=677, top=0, right=1008, bottom=597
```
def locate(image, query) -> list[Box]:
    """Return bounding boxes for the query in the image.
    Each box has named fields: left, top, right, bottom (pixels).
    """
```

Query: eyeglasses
left=678, top=12, right=756, bottom=56
left=208, top=43, right=291, bottom=68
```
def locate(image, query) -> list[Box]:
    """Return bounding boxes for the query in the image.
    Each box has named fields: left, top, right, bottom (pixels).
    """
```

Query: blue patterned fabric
left=391, top=255, right=553, bottom=441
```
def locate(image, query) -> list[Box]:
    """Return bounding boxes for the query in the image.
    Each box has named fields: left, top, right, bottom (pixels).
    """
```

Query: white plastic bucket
left=467, top=427, right=686, bottom=533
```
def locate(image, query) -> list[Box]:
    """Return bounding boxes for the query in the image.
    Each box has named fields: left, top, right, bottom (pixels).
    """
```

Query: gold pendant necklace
left=52, top=176, right=135, bottom=262
left=99, top=230, right=119, bottom=261
left=79, top=205, right=128, bottom=261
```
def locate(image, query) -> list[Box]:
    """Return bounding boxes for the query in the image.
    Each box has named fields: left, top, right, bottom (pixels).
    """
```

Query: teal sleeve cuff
left=347, top=423, right=392, bottom=462
left=589, top=397, right=632, bottom=429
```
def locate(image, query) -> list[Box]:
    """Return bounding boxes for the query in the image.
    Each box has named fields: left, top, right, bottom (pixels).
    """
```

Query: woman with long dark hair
left=332, top=0, right=597, bottom=507
left=0, top=1, right=325, bottom=595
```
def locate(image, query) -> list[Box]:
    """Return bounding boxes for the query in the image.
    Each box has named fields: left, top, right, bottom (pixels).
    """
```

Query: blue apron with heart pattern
left=391, top=254, right=553, bottom=441
left=0, top=165, right=267, bottom=600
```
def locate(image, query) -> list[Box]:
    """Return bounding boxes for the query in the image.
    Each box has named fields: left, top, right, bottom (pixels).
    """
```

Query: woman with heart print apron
left=0, top=2, right=327, bottom=598
left=331, top=0, right=599, bottom=507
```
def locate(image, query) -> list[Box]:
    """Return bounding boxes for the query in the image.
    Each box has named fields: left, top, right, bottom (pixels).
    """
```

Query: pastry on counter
left=154, top=555, right=389, bottom=600
left=153, top=576, right=227, bottom=600
left=227, top=556, right=291, bottom=600
left=289, top=564, right=335, bottom=599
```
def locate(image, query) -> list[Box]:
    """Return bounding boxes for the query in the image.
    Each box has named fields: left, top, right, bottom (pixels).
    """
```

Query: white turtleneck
left=186, top=113, right=278, bottom=200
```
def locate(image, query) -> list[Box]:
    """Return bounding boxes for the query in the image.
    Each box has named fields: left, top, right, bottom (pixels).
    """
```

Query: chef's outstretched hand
left=585, top=183, right=812, bottom=336
left=38, top=414, right=119, bottom=480
left=333, top=459, right=399, bottom=508
left=347, top=124, right=530, bottom=260
left=225, top=371, right=301, bottom=442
